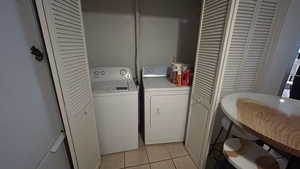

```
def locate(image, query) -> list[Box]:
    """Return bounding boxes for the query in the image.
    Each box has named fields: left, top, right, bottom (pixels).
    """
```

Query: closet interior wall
left=139, top=0, right=201, bottom=67
left=82, top=0, right=136, bottom=76
left=82, top=0, right=202, bottom=79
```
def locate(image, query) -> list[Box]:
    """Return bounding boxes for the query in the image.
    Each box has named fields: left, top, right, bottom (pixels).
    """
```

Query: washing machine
left=90, top=67, right=138, bottom=154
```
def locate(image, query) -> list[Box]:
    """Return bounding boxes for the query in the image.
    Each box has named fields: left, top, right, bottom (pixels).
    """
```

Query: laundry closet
left=35, top=0, right=280, bottom=168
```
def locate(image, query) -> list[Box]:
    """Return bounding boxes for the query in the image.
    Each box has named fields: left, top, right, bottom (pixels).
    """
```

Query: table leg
left=285, top=155, right=298, bottom=169
left=286, top=159, right=292, bottom=169
left=210, top=127, right=224, bottom=154
left=224, top=122, right=233, bottom=141
left=215, top=156, right=228, bottom=169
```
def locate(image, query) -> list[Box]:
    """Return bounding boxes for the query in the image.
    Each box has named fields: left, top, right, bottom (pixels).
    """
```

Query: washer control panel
left=91, top=67, right=132, bottom=81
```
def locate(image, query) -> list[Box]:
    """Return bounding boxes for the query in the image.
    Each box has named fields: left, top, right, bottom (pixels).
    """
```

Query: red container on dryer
left=182, top=69, right=192, bottom=86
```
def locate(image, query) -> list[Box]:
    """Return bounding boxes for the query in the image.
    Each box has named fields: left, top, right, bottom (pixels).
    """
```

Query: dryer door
left=150, top=94, right=189, bottom=144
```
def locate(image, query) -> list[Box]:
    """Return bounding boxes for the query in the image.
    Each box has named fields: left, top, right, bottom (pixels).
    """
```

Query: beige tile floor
left=100, top=138, right=197, bottom=169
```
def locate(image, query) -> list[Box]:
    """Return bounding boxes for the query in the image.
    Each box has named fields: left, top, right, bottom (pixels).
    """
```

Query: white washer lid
left=143, top=77, right=190, bottom=92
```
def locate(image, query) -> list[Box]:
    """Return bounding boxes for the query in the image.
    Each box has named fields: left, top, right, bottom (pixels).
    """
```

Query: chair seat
left=223, top=138, right=281, bottom=169
left=221, top=117, right=258, bottom=141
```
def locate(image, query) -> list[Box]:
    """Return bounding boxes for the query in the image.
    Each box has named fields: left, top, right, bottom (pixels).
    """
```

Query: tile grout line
left=118, top=142, right=193, bottom=169
left=125, top=141, right=151, bottom=169
left=171, top=158, right=178, bottom=169
left=187, top=153, right=198, bottom=168
left=140, top=135, right=150, bottom=169
left=167, top=144, right=179, bottom=169
left=148, top=143, right=183, bottom=169
left=145, top=145, right=152, bottom=169
left=124, top=154, right=193, bottom=169
left=125, top=147, right=147, bottom=168
left=146, top=144, right=172, bottom=167
left=125, top=155, right=192, bottom=169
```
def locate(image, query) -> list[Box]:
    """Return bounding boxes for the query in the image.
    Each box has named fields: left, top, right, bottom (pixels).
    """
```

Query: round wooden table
left=221, top=92, right=300, bottom=168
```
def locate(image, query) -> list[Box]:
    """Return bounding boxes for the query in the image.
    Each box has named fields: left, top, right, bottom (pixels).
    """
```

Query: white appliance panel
left=149, top=94, right=189, bottom=143
left=94, top=94, right=138, bottom=154
left=143, top=77, right=191, bottom=145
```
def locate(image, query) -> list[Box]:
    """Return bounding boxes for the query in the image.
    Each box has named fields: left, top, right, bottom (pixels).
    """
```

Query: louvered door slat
left=54, top=0, right=80, bottom=12
left=57, top=31, right=83, bottom=38
left=42, top=0, right=91, bottom=116
left=222, top=0, right=279, bottom=96
left=51, top=5, right=80, bottom=20
left=192, top=0, right=229, bottom=108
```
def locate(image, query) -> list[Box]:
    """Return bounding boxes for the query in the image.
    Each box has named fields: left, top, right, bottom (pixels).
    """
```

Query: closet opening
left=81, top=0, right=202, bottom=156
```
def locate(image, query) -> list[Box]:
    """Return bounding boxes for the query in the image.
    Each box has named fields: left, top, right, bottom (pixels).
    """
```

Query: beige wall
left=82, top=0, right=136, bottom=76
left=139, top=0, right=201, bottom=67
left=83, top=12, right=136, bottom=75
left=82, top=0, right=201, bottom=78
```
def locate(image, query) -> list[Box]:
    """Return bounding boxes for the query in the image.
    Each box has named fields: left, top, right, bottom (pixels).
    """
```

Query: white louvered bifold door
left=185, top=0, right=236, bottom=168
left=191, top=0, right=230, bottom=109
left=222, top=0, right=279, bottom=96
left=41, top=0, right=91, bottom=115
left=35, top=0, right=100, bottom=169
